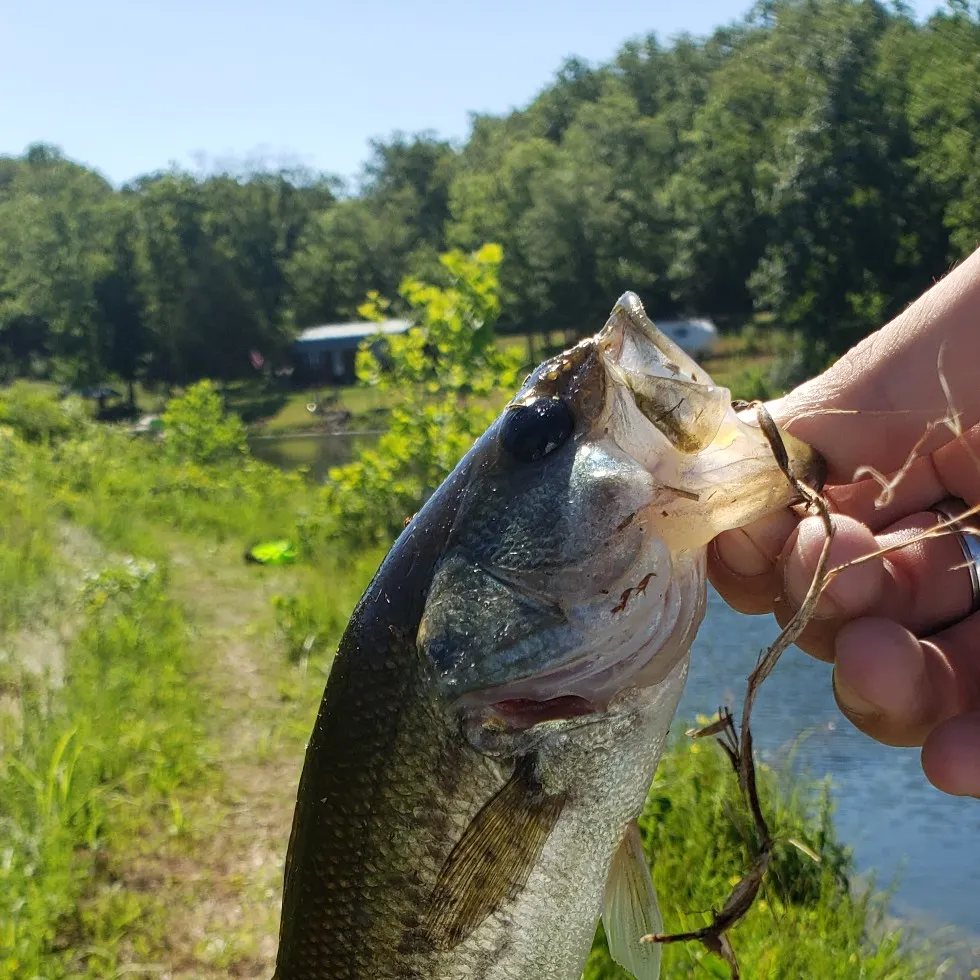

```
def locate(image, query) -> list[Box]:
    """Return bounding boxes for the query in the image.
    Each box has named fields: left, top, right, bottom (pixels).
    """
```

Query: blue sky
left=2, top=0, right=944, bottom=186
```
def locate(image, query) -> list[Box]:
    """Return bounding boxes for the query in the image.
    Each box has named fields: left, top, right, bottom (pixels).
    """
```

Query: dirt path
left=126, top=547, right=319, bottom=979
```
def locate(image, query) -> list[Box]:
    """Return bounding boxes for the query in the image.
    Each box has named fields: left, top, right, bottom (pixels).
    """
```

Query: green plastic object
left=245, top=540, right=298, bottom=565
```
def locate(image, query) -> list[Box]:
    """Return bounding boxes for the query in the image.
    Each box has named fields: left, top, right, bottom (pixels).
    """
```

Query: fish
left=273, top=292, right=824, bottom=980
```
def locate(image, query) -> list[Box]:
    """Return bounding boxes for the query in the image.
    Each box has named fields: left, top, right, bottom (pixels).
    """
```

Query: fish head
left=418, top=291, right=824, bottom=739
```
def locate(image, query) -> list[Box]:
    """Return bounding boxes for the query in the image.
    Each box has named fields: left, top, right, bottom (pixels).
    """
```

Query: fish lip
left=597, top=291, right=690, bottom=375
left=596, top=293, right=637, bottom=365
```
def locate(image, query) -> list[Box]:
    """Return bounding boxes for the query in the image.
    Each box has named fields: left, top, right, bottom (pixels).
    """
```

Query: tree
left=95, top=208, right=148, bottom=407
left=0, top=147, right=119, bottom=385
left=904, top=5, right=980, bottom=260
left=747, top=0, right=934, bottom=351
left=3, top=4, right=980, bottom=382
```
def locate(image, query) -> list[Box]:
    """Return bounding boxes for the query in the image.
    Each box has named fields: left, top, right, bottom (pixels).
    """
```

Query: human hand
left=709, top=246, right=980, bottom=797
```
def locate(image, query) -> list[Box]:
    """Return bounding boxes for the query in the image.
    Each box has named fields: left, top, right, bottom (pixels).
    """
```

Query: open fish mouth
left=489, top=695, right=599, bottom=729
left=418, top=292, right=824, bottom=733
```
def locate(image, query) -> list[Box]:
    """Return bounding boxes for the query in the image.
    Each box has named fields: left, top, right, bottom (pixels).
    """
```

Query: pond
left=249, top=431, right=369, bottom=480
left=255, top=431, right=980, bottom=958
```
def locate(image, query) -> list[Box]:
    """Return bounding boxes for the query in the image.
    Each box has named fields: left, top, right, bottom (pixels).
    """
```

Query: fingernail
left=833, top=669, right=880, bottom=722
left=713, top=529, right=772, bottom=578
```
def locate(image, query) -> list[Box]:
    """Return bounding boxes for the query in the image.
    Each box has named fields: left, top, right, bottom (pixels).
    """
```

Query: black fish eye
left=501, top=397, right=574, bottom=463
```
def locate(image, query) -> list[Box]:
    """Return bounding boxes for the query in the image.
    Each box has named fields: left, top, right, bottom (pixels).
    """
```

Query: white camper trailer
left=654, top=318, right=719, bottom=358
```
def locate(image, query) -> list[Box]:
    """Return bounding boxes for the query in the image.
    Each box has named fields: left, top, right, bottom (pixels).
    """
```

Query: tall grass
left=0, top=559, right=208, bottom=978
left=0, top=432, right=57, bottom=631
left=0, top=386, right=215, bottom=976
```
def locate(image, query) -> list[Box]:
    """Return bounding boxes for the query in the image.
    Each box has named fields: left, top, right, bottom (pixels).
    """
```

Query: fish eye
left=501, top=397, right=574, bottom=463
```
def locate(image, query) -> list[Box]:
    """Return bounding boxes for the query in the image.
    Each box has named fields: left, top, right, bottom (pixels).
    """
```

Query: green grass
left=0, top=551, right=209, bottom=978
left=222, top=378, right=389, bottom=434
left=0, top=381, right=944, bottom=979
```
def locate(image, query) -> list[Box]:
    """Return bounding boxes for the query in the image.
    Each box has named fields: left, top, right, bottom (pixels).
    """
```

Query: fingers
left=709, top=512, right=893, bottom=647
left=712, top=498, right=980, bottom=795
left=708, top=508, right=799, bottom=614
left=832, top=614, right=980, bottom=777
left=832, top=618, right=960, bottom=747
left=712, top=419, right=980, bottom=611
left=922, top=714, right=980, bottom=797
left=769, top=515, right=886, bottom=662
left=711, top=506, right=977, bottom=661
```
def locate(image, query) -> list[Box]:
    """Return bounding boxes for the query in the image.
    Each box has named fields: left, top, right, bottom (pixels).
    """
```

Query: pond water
left=249, top=431, right=367, bottom=479
left=256, top=431, right=980, bottom=957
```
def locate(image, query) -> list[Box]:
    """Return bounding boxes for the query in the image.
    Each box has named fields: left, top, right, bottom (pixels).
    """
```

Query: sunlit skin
left=708, top=245, right=980, bottom=798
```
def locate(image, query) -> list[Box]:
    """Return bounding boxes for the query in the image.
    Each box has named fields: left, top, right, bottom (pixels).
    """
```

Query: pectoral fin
left=422, top=755, right=565, bottom=951
left=602, top=819, right=663, bottom=980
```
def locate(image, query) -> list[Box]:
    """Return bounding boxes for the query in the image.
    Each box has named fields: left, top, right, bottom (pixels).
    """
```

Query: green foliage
left=161, top=380, right=248, bottom=465
left=133, top=171, right=320, bottom=383
left=445, top=0, right=978, bottom=344
left=0, top=437, right=56, bottom=629
left=50, top=426, right=307, bottom=552
left=286, top=135, right=455, bottom=326
left=0, top=382, right=86, bottom=443
left=0, top=149, right=120, bottom=385
left=5, top=6, right=980, bottom=388
left=321, top=244, right=523, bottom=545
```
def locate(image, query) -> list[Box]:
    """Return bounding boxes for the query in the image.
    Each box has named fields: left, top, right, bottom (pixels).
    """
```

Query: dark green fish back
left=274, top=461, right=514, bottom=979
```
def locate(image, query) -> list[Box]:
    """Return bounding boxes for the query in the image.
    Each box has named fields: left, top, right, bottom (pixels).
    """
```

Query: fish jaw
left=598, top=291, right=825, bottom=551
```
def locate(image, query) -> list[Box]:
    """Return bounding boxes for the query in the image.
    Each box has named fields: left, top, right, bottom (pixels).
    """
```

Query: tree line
left=1, top=0, right=978, bottom=394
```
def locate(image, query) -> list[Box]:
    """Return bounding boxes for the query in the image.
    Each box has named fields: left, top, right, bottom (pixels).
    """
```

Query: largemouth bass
left=274, top=293, right=824, bottom=980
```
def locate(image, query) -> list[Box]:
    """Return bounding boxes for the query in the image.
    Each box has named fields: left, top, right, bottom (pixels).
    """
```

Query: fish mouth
left=487, top=695, right=599, bottom=729
left=598, top=292, right=708, bottom=383
left=598, top=293, right=825, bottom=532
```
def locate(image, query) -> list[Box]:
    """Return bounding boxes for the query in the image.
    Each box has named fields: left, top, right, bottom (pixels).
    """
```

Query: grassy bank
left=0, top=383, right=943, bottom=978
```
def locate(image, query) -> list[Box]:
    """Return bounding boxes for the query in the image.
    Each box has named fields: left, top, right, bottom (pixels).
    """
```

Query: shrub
left=0, top=382, right=85, bottom=443
left=161, top=380, right=247, bottom=465
left=322, top=244, right=522, bottom=545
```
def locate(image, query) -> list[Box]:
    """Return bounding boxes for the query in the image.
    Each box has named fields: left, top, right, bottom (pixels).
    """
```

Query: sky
left=2, top=0, right=946, bottom=187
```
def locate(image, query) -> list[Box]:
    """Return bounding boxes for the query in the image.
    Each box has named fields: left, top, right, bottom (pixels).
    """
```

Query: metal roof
left=294, top=319, right=412, bottom=345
